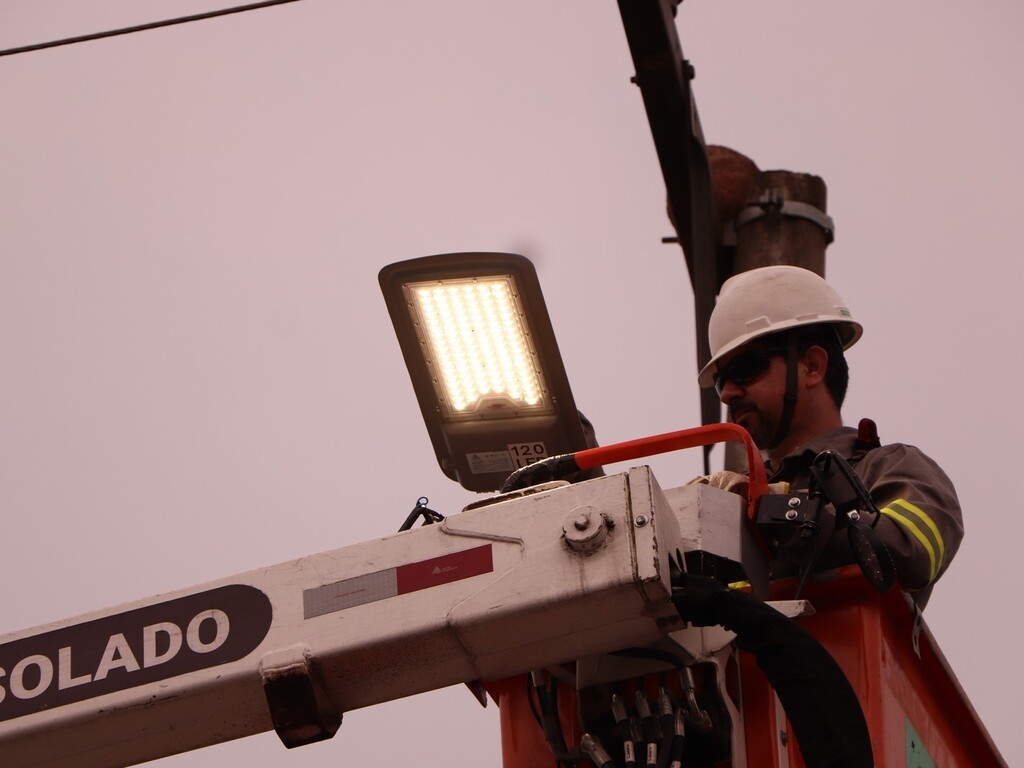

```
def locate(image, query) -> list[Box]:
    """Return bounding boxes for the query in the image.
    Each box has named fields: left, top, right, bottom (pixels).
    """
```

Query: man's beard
left=728, top=401, right=778, bottom=450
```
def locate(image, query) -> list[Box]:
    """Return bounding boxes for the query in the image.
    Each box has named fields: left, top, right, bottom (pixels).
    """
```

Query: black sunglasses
left=713, top=347, right=783, bottom=395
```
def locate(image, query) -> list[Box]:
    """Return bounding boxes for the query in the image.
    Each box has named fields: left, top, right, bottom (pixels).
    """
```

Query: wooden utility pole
left=732, top=169, right=832, bottom=278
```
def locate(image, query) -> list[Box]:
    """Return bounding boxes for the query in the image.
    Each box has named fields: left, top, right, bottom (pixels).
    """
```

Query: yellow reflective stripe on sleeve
left=879, top=500, right=941, bottom=583
left=889, top=499, right=946, bottom=566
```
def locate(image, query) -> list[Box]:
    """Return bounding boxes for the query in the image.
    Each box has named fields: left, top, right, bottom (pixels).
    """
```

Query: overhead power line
left=0, top=0, right=306, bottom=58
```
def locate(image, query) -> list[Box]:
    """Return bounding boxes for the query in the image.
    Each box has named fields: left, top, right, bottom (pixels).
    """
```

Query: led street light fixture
left=406, top=275, right=547, bottom=418
left=380, top=253, right=588, bottom=492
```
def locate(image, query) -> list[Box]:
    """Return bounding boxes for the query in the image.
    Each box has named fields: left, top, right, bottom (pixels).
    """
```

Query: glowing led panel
left=406, top=277, right=551, bottom=419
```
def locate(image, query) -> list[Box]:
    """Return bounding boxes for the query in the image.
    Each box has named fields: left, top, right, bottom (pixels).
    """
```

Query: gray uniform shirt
left=765, top=426, right=963, bottom=608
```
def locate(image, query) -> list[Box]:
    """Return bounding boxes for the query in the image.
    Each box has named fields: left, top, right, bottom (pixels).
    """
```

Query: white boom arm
left=0, top=468, right=758, bottom=768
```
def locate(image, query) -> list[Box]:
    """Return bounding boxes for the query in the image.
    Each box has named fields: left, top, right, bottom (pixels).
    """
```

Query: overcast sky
left=2, top=1, right=1022, bottom=765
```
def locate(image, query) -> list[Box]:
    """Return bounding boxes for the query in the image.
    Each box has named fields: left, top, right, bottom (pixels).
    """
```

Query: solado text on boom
left=0, top=609, right=229, bottom=703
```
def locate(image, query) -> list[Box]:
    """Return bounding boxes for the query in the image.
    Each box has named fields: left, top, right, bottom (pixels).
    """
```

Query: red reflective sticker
left=395, top=544, right=493, bottom=595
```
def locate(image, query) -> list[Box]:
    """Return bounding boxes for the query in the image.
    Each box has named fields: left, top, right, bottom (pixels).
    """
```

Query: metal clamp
left=735, top=189, right=836, bottom=243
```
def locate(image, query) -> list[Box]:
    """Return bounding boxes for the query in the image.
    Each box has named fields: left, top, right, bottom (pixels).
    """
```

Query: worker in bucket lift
left=693, top=265, right=963, bottom=608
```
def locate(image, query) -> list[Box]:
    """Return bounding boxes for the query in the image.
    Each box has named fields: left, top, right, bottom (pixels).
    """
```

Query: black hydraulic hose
left=672, top=572, right=874, bottom=768
left=628, top=715, right=646, bottom=768
left=669, top=707, right=686, bottom=768
left=581, top=733, right=617, bottom=768
left=635, top=691, right=659, bottom=768
left=611, top=693, right=637, bottom=768
left=655, top=687, right=675, bottom=768
left=501, top=453, right=581, bottom=492
left=525, top=673, right=545, bottom=730
left=678, top=666, right=712, bottom=733
left=529, top=672, right=577, bottom=766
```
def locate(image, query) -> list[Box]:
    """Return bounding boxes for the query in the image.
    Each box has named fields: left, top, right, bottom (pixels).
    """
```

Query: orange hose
left=572, top=423, right=768, bottom=521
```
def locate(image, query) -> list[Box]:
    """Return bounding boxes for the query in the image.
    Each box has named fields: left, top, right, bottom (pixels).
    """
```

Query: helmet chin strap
left=768, top=333, right=800, bottom=450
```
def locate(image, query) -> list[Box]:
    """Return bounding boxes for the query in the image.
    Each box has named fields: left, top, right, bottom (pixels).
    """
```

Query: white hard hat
left=697, top=265, right=862, bottom=388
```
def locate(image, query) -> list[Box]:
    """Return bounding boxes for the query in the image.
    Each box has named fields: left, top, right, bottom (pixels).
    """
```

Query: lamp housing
left=379, top=252, right=588, bottom=492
